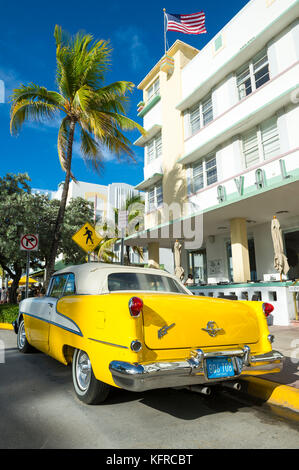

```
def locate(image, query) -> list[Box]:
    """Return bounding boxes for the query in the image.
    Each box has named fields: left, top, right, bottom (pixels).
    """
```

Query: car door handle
left=48, top=303, right=54, bottom=308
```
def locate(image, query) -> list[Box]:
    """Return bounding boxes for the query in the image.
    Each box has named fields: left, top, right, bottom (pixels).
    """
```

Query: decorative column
left=230, top=218, right=251, bottom=283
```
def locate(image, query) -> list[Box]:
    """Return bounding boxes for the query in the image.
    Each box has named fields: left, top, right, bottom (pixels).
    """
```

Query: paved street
left=0, top=329, right=299, bottom=449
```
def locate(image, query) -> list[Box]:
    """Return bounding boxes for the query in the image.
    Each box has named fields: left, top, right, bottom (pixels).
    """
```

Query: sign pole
left=120, top=228, right=125, bottom=265
left=25, top=251, right=30, bottom=299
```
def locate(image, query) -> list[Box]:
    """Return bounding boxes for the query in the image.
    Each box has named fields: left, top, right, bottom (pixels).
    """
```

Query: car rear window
left=108, top=272, right=186, bottom=294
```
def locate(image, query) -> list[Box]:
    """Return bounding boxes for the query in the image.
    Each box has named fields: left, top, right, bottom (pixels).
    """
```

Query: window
left=214, top=35, right=223, bottom=52
left=146, top=79, right=160, bottom=103
left=202, top=96, right=213, bottom=126
left=206, top=156, right=217, bottom=185
left=236, top=48, right=270, bottom=101
left=188, top=95, right=213, bottom=136
left=190, top=155, right=217, bottom=193
left=108, top=272, right=186, bottom=294
left=147, top=183, right=163, bottom=212
left=242, top=116, right=280, bottom=168
left=146, top=133, right=162, bottom=164
left=64, top=274, right=76, bottom=295
left=48, top=273, right=76, bottom=298
left=193, top=162, right=204, bottom=192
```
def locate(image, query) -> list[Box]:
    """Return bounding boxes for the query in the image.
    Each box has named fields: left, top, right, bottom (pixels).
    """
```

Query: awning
left=8, top=276, right=38, bottom=286
left=135, top=173, right=163, bottom=191
left=134, top=124, right=162, bottom=147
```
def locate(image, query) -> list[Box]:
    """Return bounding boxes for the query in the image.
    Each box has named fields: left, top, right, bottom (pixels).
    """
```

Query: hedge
left=0, top=304, right=19, bottom=324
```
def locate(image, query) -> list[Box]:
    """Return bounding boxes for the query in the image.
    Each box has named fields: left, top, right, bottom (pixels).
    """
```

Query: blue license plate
left=206, top=357, right=235, bottom=379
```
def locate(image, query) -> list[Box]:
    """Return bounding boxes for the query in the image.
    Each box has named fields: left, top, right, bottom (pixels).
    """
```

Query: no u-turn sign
left=20, top=234, right=39, bottom=251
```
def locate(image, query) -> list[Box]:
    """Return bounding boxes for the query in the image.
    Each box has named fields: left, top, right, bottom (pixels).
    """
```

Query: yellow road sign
left=72, top=222, right=102, bottom=253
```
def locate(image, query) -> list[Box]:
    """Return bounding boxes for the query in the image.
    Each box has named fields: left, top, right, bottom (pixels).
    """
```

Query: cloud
left=0, top=68, right=20, bottom=102
left=114, top=27, right=149, bottom=71
left=0, top=66, right=61, bottom=132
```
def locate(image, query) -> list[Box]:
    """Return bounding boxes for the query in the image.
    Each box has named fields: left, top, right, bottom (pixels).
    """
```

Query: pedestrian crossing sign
left=72, top=222, right=102, bottom=253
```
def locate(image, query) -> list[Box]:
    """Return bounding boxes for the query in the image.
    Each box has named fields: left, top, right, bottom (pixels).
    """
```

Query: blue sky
left=0, top=0, right=249, bottom=192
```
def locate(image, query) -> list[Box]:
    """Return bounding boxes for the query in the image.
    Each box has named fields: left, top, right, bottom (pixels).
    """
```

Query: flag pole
left=163, top=8, right=167, bottom=55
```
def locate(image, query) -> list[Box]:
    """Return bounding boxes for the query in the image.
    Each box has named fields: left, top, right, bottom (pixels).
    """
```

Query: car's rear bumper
left=109, top=347, right=284, bottom=392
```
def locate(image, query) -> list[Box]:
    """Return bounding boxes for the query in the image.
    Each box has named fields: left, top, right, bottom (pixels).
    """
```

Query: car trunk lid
left=141, top=293, right=260, bottom=350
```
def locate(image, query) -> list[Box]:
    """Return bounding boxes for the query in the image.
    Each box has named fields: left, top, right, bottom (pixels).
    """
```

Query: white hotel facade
left=128, top=0, right=299, bottom=325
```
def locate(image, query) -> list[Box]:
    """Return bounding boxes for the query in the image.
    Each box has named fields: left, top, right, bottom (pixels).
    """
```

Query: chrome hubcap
left=18, top=322, right=26, bottom=349
left=76, top=351, right=91, bottom=391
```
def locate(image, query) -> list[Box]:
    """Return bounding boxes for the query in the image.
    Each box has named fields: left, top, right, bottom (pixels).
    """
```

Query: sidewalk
left=262, top=324, right=299, bottom=389
left=240, top=323, right=299, bottom=414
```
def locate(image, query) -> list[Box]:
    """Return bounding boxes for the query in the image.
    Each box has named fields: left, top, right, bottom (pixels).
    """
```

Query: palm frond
left=10, top=99, right=60, bottom=135
left=97, top=237, right=118, bottom=262
left=79, top=125, right=104, bottom=174
left=10, top=83, right=65, bottom=109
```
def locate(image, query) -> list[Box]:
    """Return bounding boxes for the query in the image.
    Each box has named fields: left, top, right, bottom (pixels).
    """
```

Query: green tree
left=10, top=25, right=144, bottom=287
left=0, top=174, right=94, bottom=302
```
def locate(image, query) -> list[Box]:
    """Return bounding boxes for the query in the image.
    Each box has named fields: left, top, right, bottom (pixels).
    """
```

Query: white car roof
left=54, top=263, right=190, bottom=295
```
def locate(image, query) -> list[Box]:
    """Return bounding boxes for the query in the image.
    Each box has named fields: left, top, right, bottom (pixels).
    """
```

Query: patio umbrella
left=8, top=276, right=37, bottom=286
left=174, top=240, right=185, bottom=281
left=271, top=216, right=289, bottom=281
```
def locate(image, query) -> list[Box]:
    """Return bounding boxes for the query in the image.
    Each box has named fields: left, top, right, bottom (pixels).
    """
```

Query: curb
left=241, top=376, right=299, bottom=414
left=0, top=323, right=13, bottom=330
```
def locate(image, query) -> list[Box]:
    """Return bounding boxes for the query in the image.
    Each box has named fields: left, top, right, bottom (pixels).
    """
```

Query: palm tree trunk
left=45, top=120, right=76, bottom=287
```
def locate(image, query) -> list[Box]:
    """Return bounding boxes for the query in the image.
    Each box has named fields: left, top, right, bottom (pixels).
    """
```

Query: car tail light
left=262, top=302, right=274, bottom=317
left=129, top=297, right=143, bottom=317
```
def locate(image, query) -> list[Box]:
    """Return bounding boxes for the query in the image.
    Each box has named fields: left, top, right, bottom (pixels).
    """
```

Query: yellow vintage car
left=14, top=263, right=284, bottom=404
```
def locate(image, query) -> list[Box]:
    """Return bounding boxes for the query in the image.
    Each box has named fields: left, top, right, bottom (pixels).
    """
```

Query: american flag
left=165, top=11, right=206, bottom=35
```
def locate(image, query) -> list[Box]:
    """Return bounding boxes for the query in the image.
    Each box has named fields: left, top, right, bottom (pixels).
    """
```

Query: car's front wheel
left=72, top=349, right=110, bottom=405
left=17, top=319, right=34, bottom=353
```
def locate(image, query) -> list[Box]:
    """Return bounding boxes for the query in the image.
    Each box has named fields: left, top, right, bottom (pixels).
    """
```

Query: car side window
left=64, top=273, right=76, bottom=295
left=49, top=275, right=68, bottom=298
left=48, top=273, right=76, bottom=298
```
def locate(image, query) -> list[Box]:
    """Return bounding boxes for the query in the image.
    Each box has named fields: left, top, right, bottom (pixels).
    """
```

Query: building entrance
left=285, top=230, right=299, bottom=279
left=188, top=250, right=207, bottom=284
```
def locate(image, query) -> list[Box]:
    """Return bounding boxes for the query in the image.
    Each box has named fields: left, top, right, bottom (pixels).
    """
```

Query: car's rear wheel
left=72, top=349, right=110, bottom=405
left=17, top=319, right=34, bottom=353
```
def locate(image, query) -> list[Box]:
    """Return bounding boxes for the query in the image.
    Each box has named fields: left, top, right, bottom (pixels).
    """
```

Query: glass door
left=188, top=250, right=207, bottom=284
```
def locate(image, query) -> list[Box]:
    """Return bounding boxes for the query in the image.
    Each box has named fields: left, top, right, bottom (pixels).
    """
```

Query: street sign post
left=72, top=222, right=102, bottom=260
left=20, top=234, right=39, bottom=252
left=20, top=234, right=39, bottom=298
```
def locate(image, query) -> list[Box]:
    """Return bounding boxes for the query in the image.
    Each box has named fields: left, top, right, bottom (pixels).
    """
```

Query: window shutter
left=261, top=117, right=279, bottom=160
left=189, top=104, right=201, bottom=134
left=242, top=128, right=259, bottom=167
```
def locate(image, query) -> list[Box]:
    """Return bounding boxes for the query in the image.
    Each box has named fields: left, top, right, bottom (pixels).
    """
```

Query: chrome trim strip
left=88, top=338, right=129, bottom=349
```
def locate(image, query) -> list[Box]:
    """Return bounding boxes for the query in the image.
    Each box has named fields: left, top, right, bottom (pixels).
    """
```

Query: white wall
left=181, top=0, right=298, bottom=103
left=143, top=100, right=162, bottom=131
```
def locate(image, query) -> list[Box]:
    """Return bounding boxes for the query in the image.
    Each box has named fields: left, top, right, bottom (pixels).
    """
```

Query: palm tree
left=97, top=237, right=118, bottom=263
left=10, top=25, right=144, bottom=286
left=124, top=193, right=145, bottom=264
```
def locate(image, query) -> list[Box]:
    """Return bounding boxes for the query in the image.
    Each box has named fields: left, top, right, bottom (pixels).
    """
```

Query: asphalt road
left=1, top=329, right=299, bottom=449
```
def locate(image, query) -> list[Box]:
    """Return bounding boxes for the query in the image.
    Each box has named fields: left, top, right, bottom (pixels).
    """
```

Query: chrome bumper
left=109, top=347, right=284, bottom=392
